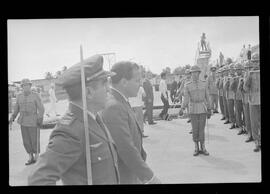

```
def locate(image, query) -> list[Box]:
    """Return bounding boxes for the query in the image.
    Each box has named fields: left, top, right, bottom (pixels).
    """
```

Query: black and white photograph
left=8, top=16, right=261, bottom=186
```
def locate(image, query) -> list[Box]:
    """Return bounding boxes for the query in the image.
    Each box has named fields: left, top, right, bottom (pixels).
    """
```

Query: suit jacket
left=101, top=88, right=154, bottom=184
left=143, top=79, right=154, bottom=103
left=11, top=91, right=44, bottom=127
left=28, top=103, right=119, bottom=185
left=170, top=81, right=178, bottom=94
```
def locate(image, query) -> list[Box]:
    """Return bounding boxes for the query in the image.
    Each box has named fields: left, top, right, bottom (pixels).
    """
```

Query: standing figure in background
left=227, top=63, right=237, bottom=129
left=180, top=65, right=211, bottom=156
left=143, top=72, right=156, bottom=125
left=9, top=78, right=44, bottom=165
left=170, top=75, right=178, bottom=103
left=222, top=66, right=230, bottom=124
left=159, top=72, right=171, bottom=121
left=244, top=53, right=261, bottom=152
left=129, top=82, right=148, bottom=137
left=216, top=67, right=225, bottom=120
left=231, top=63, right=245, bottom=135
left=46, top=83, right=60, bottom=117
left=240, top=61, right=254, bottom=143
left=219, top=52, right=224, bottom=66
left=200, top=33, right=207, bottom=51
left=206, top=66, right=219, bottom=113
left=247, top=44, right=252, bottom=61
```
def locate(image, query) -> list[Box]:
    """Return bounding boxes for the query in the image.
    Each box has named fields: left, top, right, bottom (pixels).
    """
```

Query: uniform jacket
left=230, top=76, right=243, bottom=100
left=101, top=88, right=154, bottom=184
left=182, top=79, right=210, bottom=114
left=143, top=79, right=154, bottom=102
left=216, top=77, right=224, bottom=96
left=238, top=74, right=249, bottom=104
left=225, top=76, right=235, bottom=99
left=206, top=74, right=218, bottom=95
left=244, top=70, right=260, bottom=105
left=11, top=91, right=44, bottom=127
left=28, top=103, right=120, bottom=185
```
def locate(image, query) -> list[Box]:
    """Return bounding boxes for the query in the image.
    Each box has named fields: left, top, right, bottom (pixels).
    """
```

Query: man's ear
left=86, top=86, right=95, bottom=100
left=120, top=78, right=128, bottom=87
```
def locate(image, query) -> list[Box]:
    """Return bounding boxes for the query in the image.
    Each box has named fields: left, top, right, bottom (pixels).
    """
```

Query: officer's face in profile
left=22, top=84, right=31, bottom=93
left=125, top=68, right=141, bottom=98
left=87, top=78, right=109, bottom=110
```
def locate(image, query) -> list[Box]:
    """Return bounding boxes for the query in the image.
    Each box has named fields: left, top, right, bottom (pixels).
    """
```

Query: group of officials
left=9, top=51, right=260, bottom=185
left=10, top=55, right=162, bottom=185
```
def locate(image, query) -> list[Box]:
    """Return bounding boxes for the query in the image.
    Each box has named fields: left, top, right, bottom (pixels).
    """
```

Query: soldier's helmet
left=251, top=52, right=259, bottom=62
left=185, top=69, right=191, bottom=75
left=21, top=78, right=32, bottom=87
left=190, top=65, right=201, bottom=73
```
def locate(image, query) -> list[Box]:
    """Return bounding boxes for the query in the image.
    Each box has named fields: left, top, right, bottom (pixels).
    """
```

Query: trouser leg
left=228, top=99, right=235, bottom=123
left=250, top=105, right=261, bottom=146
left=133, top=107, right=144, bottom=133
left=214, top=94, right=219, bottom=111
left=223, top=96, right=229, bottom=120
left=190, top=114, right=199, bottom=142
left=235, top=100, right=244, bottom=128
left=160, top=95, right=169, bottom=118
left=198, top=113, right=207, bottom=143
left=210, top=94, right=215, bottom=110
left=28, top=126, right=39, bottom=154
left=243, top=103, right=252, bottom=137
left=21, top=126, right=35, bottom=154
left=219, top=95, right=224, bottom=116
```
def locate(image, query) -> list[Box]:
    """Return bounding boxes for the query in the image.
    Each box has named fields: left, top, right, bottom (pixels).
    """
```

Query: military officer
left=227, top=63, right=237, bottom=129
left=222, top=65, right=231, bottom=124
left=216, top=67, right=225, bottom=120
left=9, top=79, right=45, bottom=165
left=28, top=55, right=120, bottom=185
left=243, top=53, right=261, bottom=152
left=231, top=63, right=245, bottom=135
left=180, top=65, right=211, bottom=156
left=206, top=66, right=219, bottom=113
left=239, top=61, right=253, bottom=143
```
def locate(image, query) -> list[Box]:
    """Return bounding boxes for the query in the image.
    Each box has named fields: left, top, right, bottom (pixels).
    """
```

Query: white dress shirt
left=129, top=86, right=146, bottom=108
left=159, top=79, right=167, bottom=98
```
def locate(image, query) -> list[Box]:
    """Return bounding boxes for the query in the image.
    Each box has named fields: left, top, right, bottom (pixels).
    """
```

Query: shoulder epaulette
left=58, top=112, right=76, bottom=126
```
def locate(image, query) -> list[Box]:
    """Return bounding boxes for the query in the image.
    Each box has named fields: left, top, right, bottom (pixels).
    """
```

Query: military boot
left=193, top=142, right=200, bottom=156
left=200, top=142, right=209, bottom=156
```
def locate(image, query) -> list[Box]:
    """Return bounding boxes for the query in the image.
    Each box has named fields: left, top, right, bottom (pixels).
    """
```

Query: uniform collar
left=110, top=87, right=129, bottom=103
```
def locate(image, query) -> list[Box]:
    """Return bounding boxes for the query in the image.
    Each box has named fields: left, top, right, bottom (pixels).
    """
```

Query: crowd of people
left=8, top=48, right=260, bottom=185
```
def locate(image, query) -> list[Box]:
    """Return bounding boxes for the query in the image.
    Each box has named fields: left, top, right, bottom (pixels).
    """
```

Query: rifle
left=80, top=45, right=93, bottom=185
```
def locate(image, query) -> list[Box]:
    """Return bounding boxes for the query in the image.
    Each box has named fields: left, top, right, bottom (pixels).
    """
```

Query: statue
left=200, top=33, right=207, bottom=51
left=219, top=52, right=224, bottom=66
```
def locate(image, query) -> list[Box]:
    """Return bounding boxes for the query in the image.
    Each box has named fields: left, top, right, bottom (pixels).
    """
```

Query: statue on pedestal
left=201, top=33, right=207, bottom=51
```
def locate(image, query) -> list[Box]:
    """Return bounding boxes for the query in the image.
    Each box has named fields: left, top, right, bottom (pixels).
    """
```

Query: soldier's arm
left=243, top=74, right=252, bottom=92
left=28, top=124, right=82, bottom=185
left=102, top=104, right=154, bottom=183
left=205, top=84, right=211, bottom=109
left=35, top=94, right=45, bottom=119
left=10, top=95, right=20, bottom=121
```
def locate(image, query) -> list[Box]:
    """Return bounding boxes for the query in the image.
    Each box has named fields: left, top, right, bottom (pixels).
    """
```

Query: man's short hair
left=110, top=61, right=139, bottom=84
left=161, top=72, right=166, bottom=79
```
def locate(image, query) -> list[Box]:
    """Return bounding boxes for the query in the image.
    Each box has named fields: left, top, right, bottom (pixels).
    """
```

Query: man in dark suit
left=143, top=72, right=156, bottom=125
left=28, top=55, right=120, bottom=185
left=102, top=61, right=161, bottom=184
left=170, top=75, right=178, bottom=103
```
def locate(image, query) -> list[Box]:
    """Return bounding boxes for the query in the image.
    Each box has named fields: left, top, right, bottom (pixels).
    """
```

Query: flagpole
left=80, top=45, right=93, bottom=185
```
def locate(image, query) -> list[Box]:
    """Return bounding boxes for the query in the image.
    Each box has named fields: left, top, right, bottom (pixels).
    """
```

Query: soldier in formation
left=206, top=66, right=219, bottom=114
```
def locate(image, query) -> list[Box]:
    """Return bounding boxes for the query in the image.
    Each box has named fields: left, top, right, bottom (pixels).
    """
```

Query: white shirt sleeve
left=159, top=80, right=167, bottom=98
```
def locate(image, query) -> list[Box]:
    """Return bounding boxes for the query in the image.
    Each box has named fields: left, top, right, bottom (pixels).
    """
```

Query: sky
left=8, top=17, right=259, bottom=82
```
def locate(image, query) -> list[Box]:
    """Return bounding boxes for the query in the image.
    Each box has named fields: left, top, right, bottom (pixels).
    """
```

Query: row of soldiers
left=207, top=53, right=261, bottom=152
